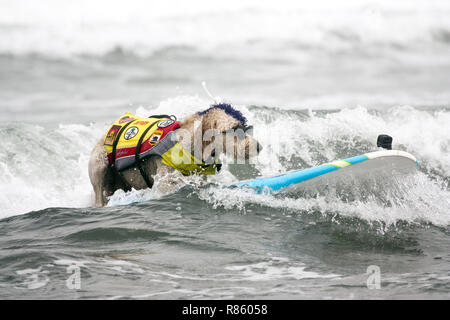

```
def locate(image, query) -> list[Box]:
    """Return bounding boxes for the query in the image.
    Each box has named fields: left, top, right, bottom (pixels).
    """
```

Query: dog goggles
left=221, top=124, right=253, bottom=140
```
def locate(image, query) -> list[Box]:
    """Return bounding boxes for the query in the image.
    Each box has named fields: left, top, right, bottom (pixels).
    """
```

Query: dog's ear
left=178, top=113, right=203, bottom=153
left=201, top=114, right=218, bottom=133
left=200, top=116, right=220, bottom=162
left=204, top=120, right=218, bottom=132
left=180, top=113, right=198, bottom=129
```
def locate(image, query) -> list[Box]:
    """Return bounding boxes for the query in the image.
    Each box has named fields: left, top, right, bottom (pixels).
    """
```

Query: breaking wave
left=1, top=96, right=448, bottom=230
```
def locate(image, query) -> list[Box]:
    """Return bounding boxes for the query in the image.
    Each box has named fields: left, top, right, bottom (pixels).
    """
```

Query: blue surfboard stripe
left=235, top=153, right=370, bottom=193
left=344, top=154, right=369, bottom=164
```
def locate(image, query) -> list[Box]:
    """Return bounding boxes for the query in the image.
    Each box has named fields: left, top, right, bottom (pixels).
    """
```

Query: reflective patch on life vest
left=149, top=130, right=163, bottom=145
left=104, top=125, right=122, bottom=146
left=119, top=115, right=135, bottom=123
left=158, top=119, right=175, bottom=128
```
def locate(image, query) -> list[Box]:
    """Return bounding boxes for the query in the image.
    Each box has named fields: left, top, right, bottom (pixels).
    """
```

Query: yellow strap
left=161, top=143, right=217, bottom=175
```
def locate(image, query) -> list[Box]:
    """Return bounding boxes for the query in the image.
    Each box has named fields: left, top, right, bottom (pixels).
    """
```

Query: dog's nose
left=256, top=142, right=263, bottom=153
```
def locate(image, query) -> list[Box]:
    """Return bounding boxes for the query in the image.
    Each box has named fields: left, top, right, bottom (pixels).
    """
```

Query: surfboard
left=235, top=150, right=420, bottom=194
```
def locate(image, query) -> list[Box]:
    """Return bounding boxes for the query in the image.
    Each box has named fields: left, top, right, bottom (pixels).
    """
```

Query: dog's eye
left=231, top=125, right=253, bottom=132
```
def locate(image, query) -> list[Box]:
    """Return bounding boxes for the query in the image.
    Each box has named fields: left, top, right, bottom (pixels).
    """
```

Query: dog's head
left=179, top=103, right=262, bottom=163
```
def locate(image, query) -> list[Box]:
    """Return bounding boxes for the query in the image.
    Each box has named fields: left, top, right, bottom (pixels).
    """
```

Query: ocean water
left=0, top=0, right=449, bottom=299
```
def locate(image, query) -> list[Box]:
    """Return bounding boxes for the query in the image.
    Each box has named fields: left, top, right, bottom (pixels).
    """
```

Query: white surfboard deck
left=235, top=150, right=420, bottom=194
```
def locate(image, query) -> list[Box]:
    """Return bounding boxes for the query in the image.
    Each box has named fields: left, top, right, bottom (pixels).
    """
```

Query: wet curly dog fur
left=88, top=104, right=262, bottom=207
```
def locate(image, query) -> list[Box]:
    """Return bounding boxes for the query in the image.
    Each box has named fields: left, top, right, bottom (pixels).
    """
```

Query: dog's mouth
left=256, top=142, right=263, bottom=153
left=210, top=150, right=216, bottom=159
left=203, top=149, right=216, bottom=165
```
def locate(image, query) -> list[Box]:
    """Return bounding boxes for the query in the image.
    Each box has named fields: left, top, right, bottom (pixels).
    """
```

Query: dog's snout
left=256, top=142, right=263, bottom=153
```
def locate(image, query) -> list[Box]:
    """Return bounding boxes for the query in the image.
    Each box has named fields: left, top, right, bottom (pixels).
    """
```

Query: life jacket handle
left=148, top=114, right=177, bottom=121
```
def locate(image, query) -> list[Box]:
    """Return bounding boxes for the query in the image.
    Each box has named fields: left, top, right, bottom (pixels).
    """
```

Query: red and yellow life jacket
left=104, top=112, right=220, bottom=176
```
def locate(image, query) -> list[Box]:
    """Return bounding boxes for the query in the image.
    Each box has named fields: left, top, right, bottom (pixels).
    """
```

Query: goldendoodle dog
left=88, top=103, right=262, bottom=206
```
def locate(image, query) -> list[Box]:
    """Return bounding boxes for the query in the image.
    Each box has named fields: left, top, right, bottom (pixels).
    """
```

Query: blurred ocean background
left=0, top=0, right=449, bottom=299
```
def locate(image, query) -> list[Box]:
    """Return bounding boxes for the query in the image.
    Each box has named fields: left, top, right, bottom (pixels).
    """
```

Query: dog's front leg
left=88, top=138, right=111, bottom=207
left=152, top=159, right=186, bottom=195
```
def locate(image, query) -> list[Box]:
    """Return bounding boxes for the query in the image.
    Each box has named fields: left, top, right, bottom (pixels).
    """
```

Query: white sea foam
left=0, top=123, right=105, bottom=218
left=198, top=171, right=450, bottom=228
left=14, top=267, right=50, bottom=290
left=0, top=97, right=448, bottom=228
left=249, top=105, right=450, bottom=176
left=225, top=257, right=339, bottom=281
left=194, top=103, right=450, bottom=227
